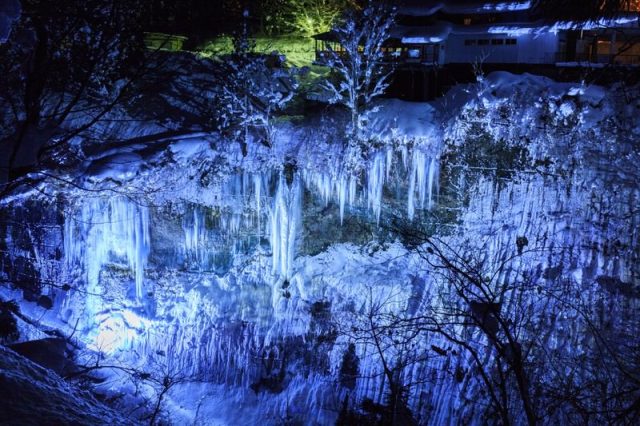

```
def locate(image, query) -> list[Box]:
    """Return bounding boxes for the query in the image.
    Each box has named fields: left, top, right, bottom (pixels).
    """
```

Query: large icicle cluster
left=64, top=196, right=150, bottom=308
left=178, top=147, right=440, bottom=278
left=304, top=146, right=440, bottom=224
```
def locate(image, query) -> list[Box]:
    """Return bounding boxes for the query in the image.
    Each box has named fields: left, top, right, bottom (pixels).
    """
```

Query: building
left=313, top=0, right=640, bottom=99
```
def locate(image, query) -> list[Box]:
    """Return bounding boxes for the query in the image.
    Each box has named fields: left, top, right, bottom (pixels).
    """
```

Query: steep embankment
left=0, top=345, right=136, bottom=425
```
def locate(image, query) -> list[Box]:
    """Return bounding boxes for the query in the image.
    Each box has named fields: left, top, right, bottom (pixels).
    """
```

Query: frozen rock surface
left=2, top=72, right=640, bottom=424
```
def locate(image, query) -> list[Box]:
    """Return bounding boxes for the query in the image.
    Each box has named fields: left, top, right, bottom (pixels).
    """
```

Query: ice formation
left=367, top=152, right=386, bottom=223
left=64, top=196, right=150, bottom=309
left=270, top=174, right=302, bottom=280
left=304, top=147, right=439, bottom=225
left=408, top=149, right=439, bottom=220
left=26, top=73, right=638, bottom=424
left=183, top=207, right=207, bottom=266
left=17, top=130, right=638, bottom=426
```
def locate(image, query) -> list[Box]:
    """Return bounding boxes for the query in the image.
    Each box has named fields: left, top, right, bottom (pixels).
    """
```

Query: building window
left=407, top=48, right=421, bottom=59
left=492, top=39, right=504, bottom=45
left=464, top=39, right=477, bottom=46
left=506, top=39, right=517, bottom=45
left=478, top=39, right=490, bottom=46
left=464, top=18, right=472, bottom=25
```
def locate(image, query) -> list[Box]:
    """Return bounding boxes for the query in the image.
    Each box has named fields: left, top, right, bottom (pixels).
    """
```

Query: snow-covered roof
left=485, top=14, right=640, bottom=36
left=392, top=13, right=640, bottom=43
left=396, top=0, right=442, bottom=17
left=315, top=4, right=640, bottom=45
left=443, top=1, right=533, bottom=14
left=397, top=1, right=532, bottom=16
left=391, top=22, right=453, bottom=44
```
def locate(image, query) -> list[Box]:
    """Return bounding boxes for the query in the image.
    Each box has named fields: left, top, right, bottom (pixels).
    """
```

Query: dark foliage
left=0, top=0, right=148, bottom=194
left=339, top=342, right=359, bottom=389
left=0, top=300, right=20, bottom=342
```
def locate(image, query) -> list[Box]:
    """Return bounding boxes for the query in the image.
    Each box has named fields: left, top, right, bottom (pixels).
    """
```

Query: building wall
left=517, top=33, right=559, bottom=63
left=444, top=32, right=560, bottom=64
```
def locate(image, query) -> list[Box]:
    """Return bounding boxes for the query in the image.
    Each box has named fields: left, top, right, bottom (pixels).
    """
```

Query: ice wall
left=46, top=136, right=638, bottom=425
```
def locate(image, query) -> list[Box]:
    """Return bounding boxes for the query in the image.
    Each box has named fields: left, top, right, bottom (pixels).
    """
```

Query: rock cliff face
left=1, top=74, right=639, bottom=424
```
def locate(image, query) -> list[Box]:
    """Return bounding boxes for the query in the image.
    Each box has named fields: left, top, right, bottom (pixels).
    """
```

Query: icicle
left=408, top=157, right=417, bottom=220
left=348, top=175, right=357, bottom=206
left=428, top=155, right=439, bottom=209
left=367, top=153, right=385, bottom=224
left=254, top=173, right=264, bottom=240
left=408, top=149, right=439, bottom=219
left=184, top=208, right=202, bottom=259
left=338, top=176, right=347, bottom=225
left=183, top=206, right=212, bottom=270
left=416, top=151, right=428, bottom=209
left=269, top=173, right=302, bottom=280
left=254, top=174, right=262, bottom=219
left=401, top=145, right=408, bottom=169
left=109, top=198, right=149, bottom=300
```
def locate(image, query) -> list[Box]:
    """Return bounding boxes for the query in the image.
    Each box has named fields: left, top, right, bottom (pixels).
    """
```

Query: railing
left=314, top=50, right=439, bottom=66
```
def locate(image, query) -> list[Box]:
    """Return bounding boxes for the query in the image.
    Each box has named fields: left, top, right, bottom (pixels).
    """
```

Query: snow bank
left=0, top=345, right=135, bottom=425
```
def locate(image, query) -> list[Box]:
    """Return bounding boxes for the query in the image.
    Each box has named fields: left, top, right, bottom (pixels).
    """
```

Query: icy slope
left=0, top=345, right=137, bottom=425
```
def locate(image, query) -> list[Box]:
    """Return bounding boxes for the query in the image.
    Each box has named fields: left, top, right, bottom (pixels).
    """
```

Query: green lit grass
left=197, top=35, right=331, bottom=101
left=197, top=35, right=317, bottom=68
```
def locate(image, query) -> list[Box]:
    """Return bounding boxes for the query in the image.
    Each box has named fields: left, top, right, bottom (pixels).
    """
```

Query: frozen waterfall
left=63, top=148, right=440, bottom=306
left=64, top=196, right=150, bottom=305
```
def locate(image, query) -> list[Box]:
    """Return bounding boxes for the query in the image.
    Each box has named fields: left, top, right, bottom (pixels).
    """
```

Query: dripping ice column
left=427, top=155, right=439, bottom=209
left=367, top=153, right=386, bottom=224
left=183, top=207, right=208, bottom=269
left=408, top=150, right=439, bottom=220
left=270, top=173, right=302, bottom=281
left=338, top=176, right=347, bottom=225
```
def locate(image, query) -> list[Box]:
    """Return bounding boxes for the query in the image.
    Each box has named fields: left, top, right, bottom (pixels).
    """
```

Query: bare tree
left=336, top=285, right=433, bottom=425
left=319, top=1, right=395, bottom=143
left=0, top=0, right=162, bottom=197
left=215, top=10, right=298, bottom=155
left=410, top=234, right=539, bottom=425
left=67, top=347, right=191, bottom=425
left=266, top=0, right=358, bottom=36
left=388, top=219, right=640, bottom=425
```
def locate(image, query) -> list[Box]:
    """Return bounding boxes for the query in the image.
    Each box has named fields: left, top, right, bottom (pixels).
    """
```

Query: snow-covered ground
left=0, top=344, right=135, bottom=424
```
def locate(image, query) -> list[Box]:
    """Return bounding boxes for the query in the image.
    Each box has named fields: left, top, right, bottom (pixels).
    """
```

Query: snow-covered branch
left=319, top=1, right=395, bottom=144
